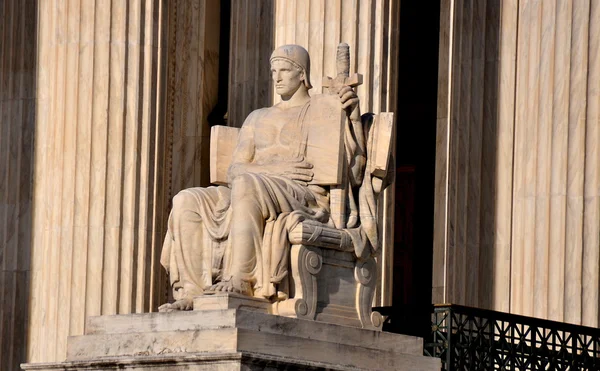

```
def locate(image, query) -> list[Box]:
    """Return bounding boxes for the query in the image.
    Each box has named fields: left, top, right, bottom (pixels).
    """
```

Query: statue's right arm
left=226, top=112, right=259, bottom=184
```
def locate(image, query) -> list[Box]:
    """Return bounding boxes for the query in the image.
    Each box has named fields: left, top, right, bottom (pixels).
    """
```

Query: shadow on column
left=0, top=0, right=38, bottom=369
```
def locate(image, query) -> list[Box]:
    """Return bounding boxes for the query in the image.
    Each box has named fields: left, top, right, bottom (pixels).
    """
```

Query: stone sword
left=322, top=43, right=363, bottom=229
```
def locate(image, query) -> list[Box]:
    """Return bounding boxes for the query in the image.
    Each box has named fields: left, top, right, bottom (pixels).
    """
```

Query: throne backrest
left=210, top=125, right=240, bottom=185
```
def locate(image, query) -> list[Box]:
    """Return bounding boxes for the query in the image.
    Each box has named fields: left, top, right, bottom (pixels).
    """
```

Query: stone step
left=235, top=328, right=440, bottom=371
left=234, top=309, right=422, bottom=354
left=66, top=327, right=440, bottom=371
left=85, top=307, right=421, bottom=355
left=67, top=328, right=238, bottom=360
left=86, top=293, right=272, bottom=335
left=85, top=309, right=238, bottom=335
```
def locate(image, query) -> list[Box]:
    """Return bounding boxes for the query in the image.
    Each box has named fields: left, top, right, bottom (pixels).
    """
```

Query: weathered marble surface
left=22, top=294, right=440, bottom=371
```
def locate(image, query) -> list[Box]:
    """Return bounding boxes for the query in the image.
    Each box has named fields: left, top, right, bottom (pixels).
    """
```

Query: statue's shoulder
left=251, top=107, right=271, bottom=115
left=242, top=107, right=270, bottom=127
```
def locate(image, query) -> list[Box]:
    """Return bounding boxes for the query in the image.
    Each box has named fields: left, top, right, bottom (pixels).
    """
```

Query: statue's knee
left=172, top=190, right=195, bottom=212
left=230, top=174, right=256, bottom=200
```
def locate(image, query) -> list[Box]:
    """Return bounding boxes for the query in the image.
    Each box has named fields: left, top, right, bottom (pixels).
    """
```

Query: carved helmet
left=270, top=44, right=313, bottom=90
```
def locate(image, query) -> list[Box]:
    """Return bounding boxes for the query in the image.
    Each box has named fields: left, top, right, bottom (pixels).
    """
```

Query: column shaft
left=227, top=0, right=274, bottom=128
left=167, top=0, right=221, bottom=194
left=437, top=0, right=600, bottom=326
left=29, top=0, right=168, bottom=362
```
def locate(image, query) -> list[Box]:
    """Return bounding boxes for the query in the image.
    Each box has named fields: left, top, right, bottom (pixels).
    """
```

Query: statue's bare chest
left=253, top=106, right=305, bottom=151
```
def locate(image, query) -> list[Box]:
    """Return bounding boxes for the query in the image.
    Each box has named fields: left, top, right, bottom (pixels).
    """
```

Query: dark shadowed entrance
left=385, top=0, right=441, bottom=338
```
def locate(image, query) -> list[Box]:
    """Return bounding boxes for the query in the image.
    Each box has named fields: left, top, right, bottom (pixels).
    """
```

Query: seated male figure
left=159, top=45, right=365, bottom=312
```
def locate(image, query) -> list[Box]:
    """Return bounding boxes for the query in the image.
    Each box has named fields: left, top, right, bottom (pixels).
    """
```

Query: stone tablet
left=305, top=94, right=346, bottom=185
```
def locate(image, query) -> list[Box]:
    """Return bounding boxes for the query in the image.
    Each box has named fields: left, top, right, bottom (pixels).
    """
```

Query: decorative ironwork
left=424, top=304, right=600, bottom=370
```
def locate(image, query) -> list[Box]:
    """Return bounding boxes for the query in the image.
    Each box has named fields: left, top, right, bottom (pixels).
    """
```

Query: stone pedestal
left=22, top=294, right=440, bottom=371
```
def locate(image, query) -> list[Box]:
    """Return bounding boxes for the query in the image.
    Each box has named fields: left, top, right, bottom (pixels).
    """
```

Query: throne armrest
left=289, top=222, right=353, bottom=252
left=283, top=221, right=382, bottom=330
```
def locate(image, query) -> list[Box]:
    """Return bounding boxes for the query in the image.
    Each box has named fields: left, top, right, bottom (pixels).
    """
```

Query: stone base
left=22, top=294, right=440, bottom=371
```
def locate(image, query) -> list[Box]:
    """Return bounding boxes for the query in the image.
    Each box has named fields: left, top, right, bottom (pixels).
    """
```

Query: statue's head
left=270, top=45, right=313, bottom=90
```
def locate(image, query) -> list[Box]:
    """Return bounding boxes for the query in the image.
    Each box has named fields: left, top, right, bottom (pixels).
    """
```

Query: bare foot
left=209, top=277, right=253, bottom=296
left=158, top=297, right=194, bottom=312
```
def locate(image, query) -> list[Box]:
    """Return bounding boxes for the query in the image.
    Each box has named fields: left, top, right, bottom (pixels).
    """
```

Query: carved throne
left=210, top=109, right=393, bottom=332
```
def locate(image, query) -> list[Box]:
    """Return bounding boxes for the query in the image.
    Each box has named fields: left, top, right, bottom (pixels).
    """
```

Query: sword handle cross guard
left=322, top=43, right=363, bottom=95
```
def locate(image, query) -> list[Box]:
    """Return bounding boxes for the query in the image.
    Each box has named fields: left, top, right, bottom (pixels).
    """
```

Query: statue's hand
left=339, top=85, right=360, bottom=121
left=284, top=158, right=314, bottom=185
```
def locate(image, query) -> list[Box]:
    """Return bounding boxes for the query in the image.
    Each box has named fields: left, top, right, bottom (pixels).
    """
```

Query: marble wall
left=0, top=1, right=37, bottom=369
left=28, top=0, right=169, bottom=363
left=435, top=0, right=600, bottom=327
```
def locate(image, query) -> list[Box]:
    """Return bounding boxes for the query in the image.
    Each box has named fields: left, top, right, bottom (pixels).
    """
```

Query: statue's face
left=271, top=59, right=304, bottom=98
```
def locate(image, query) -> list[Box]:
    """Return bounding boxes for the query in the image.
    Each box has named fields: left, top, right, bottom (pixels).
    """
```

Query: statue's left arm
left=339, top=86, right=367, bottom=187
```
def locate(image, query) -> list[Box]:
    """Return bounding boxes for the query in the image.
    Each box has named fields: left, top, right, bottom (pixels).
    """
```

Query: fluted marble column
left=29, top=0, right=168, bottom=363
left=0, top=1, right=37, bottom=369
left=434, top=0, right=518, bottom=312
left=227, top=0, right=274, bottom=128
left=436, top=0, right=600, bottom=327
left=167, top=0, right=221, bottom=193
left=271, top=0, right=401, bottom=305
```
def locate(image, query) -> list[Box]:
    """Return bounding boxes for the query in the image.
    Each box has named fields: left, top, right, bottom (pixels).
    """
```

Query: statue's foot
left=209, top=277, right=253, bottom=296
left=158, top=297, right=194, bottom=312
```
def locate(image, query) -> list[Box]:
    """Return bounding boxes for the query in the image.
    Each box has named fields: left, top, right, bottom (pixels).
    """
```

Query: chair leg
left=355, top=257, right=383, bottom=330
left=275, top=244, right=321, bottom=320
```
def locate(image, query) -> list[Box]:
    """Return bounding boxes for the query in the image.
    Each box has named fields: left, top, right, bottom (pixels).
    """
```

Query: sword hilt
left=336, top=43, right=350, bottom=78
left=323, top=42, right=362, bottom=93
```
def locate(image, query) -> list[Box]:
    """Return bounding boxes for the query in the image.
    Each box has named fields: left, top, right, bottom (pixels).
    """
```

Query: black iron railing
left=424, top=304, right=600, bottom=370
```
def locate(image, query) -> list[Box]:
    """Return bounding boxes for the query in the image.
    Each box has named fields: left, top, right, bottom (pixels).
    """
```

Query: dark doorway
left=385, top=0, right=441, bottom=338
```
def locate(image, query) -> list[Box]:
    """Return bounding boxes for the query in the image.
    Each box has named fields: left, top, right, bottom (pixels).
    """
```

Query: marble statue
left=159, top=44, right=393, bottom=324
